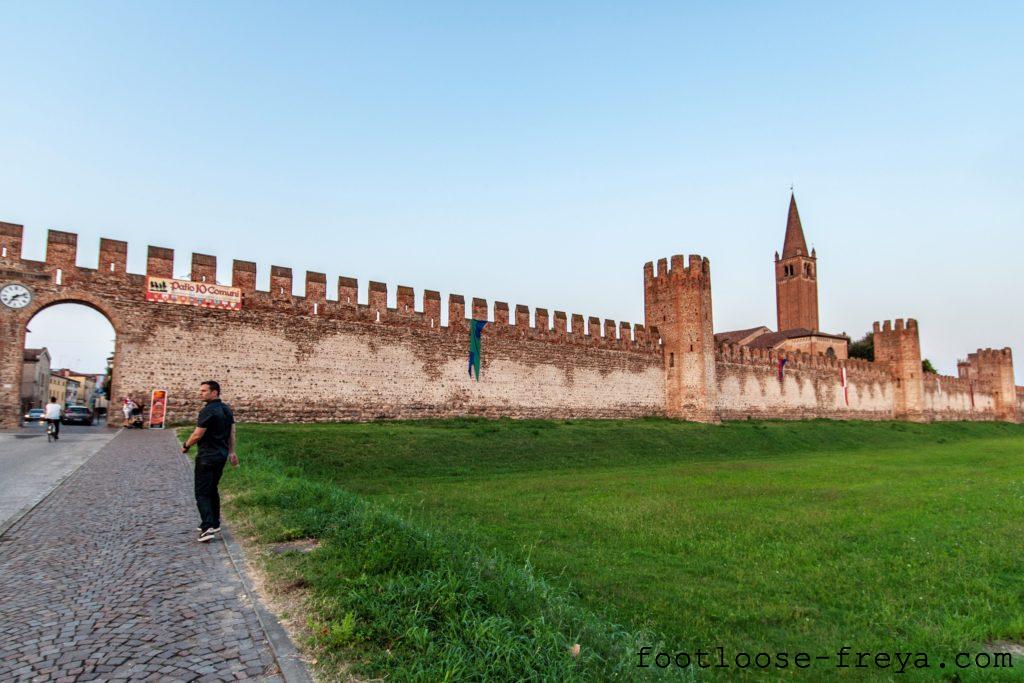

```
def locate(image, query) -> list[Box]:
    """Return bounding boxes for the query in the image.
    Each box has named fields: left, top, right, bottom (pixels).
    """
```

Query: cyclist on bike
left=44, top=396, right=62, bottom=440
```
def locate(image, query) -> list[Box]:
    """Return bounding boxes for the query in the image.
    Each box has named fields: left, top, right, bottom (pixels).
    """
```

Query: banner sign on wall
left=149, top=389, right=168, bottom=429
left=145, top=276, right=242, bottom=310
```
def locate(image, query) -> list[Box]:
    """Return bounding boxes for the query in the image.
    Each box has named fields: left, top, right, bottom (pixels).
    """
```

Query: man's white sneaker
left=196, top=526, right=221, bottom=533
left=197, top=528, right=217, bottom=542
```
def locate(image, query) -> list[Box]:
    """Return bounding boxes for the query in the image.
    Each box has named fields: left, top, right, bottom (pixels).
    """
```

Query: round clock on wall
left=0, top=283, right=33, bottom=309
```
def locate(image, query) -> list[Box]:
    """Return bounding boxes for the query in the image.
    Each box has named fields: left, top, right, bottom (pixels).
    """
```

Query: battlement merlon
left=449, top=294, right=466, bottom=330
left=191, top=253, right=216, bottom=283
left=306, top=272, right=327, bottom=302
left=46, top=230, right=78, bottom=273
left=472, top=297, right=487, bottom=321
left=396, top=285, right=414, bottom=314
left=423, top=290, right=441, bottom=325
left=0, top=221, right=24, bottom=262
left=147, top=246, right=174, bottom=278
left=271, top=266, right=293, bottom=299
left=232, top=260, right=257, bottom=292
left=368, top=281, right=386, bottom=314
left=643, top=254, right=711, bottom=284
left=338, top=276, right=357, bottom=305
left=4, top=223, right=657, bottom=352
left=494, top=301, right=509, bottom=325
left=99, top=238, right=128, bottom=274
left=553, top=311, right=567, bottom=335
left=873, top=318, right=918, bottom=333
left=973, top=347, right=1013, bottom=361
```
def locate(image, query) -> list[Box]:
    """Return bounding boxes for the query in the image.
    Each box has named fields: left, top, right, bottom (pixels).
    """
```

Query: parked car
left=23, top=408, right=46, bottom=423
left=62, top=405, right=95, bottom=426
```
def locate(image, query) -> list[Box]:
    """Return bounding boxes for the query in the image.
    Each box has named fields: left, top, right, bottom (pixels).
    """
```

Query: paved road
left=0, top=421, right=117, bottom=532
left=0, top=429, right=287, bottom=682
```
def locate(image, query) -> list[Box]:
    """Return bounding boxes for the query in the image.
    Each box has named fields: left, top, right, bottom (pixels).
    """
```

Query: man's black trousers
left=194, top=456, right=227, bottom=530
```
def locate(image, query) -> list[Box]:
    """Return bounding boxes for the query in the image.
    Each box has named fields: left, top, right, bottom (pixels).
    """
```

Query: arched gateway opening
left=20, top=301, right=117, bottom=427
left=0, top=226, right=135, bottom=429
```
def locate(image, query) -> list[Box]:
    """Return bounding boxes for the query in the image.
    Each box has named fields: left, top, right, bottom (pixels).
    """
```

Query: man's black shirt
left=197, top=398, right=234, bottom=460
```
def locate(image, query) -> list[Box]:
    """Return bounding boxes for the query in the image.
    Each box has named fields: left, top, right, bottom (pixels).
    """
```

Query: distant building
left=47, top=374, right=68, bottom=408
left=715, top=194, right=850, bottom=359
left=52, top=368, right=95, bottom=407
left=20, top=347, right=51, bottom=411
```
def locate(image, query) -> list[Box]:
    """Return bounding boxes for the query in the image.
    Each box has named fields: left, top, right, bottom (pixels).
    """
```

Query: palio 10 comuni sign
left=145, top=276, right=242, bottom=310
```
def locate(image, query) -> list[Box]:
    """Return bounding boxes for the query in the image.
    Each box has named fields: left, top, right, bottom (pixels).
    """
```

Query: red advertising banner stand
left=149, top=389, right=168, bottom=429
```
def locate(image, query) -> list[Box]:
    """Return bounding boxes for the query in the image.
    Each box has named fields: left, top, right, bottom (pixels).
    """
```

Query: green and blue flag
left=468, top=319, right=487, bottom=380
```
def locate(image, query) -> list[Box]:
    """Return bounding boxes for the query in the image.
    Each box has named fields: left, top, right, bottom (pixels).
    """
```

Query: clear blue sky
left=5, top=2, right=1022, bottom=381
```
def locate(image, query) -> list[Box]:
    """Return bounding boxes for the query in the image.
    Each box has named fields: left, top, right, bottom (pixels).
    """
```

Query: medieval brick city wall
left=922, top=374, right=995, bottom=420
left=0, top=223, right=1019, bottom=428
left=714, top=344, right=893, bottom=420
left=122, top=298, right=666, bottom=424
left=0, top=225, right=663, bottom=427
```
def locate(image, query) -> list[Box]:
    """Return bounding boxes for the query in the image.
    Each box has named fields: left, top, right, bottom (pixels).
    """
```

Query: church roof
left=714, top=326, right=772, bottom=346
left=782, top=193, right=810, bottom=259
left=747, top=328, right=849, bottom=349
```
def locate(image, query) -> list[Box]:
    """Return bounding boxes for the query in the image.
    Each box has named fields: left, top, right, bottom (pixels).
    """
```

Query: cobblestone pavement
left=0, top=429, right=286, bottom=682
left=0, top=422, right=116, bottom=531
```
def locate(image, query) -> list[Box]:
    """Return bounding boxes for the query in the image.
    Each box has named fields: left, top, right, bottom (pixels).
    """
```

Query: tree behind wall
left=850, top=330, right=937, bottom=374
left=848, top=332, right=874, bottom=361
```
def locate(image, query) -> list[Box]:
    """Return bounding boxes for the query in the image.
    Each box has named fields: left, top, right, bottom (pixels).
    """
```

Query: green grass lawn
left=217, top=419, right=1024, bottom=681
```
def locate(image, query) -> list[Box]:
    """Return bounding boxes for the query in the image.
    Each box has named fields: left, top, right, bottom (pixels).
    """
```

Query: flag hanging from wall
left=840, top=367, right=849, bottom=406
left=777, top=357, right=788, bottom=381
left=468, top=319, right=488, bottom=380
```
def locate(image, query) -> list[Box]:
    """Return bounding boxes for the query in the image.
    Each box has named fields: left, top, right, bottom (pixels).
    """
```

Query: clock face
left=0, top=283, right=32, bottom=309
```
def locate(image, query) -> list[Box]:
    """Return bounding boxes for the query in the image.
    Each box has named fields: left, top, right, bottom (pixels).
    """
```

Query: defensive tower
left=959, top=348, right=1017, bottom=421
left=873, top=318, right=925, bottom=421
left=643, top=254, right=717, bottom=422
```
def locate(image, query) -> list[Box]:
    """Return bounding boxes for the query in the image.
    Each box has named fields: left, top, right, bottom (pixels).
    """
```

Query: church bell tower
left=774, top=193, right=819, bottom=332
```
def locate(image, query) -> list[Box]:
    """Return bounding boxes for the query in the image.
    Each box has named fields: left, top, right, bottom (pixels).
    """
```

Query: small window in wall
left=826, top=347, right=835, bottom=358
left=669, top=352, right=675, bottom=367
left=55, top=268, right=63, bottom=285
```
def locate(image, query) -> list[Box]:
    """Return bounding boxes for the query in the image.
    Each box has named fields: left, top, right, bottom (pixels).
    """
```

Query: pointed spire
left=782, top=192, right=809, bottom=259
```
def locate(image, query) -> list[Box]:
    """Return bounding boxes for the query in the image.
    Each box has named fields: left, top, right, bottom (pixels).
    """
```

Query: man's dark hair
left=50, top=396, right=56, bottom=402
left=201, top=380, right=221, bottom=395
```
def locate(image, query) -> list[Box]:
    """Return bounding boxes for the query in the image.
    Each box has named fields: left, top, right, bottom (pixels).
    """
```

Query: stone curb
left=176, top=448, right=314, bottom=683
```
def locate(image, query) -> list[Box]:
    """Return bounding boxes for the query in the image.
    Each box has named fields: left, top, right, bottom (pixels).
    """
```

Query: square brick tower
left=644, top=254, right=717, bottom=423
left=873, top=319, right=925, bottom=421
left=959, top=348, right=1017, bottom=422
left=775, top=193, right=819, bottom=332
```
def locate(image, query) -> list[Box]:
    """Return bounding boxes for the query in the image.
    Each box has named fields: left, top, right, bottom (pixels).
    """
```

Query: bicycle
left=46, top=419, right=58, bottom=442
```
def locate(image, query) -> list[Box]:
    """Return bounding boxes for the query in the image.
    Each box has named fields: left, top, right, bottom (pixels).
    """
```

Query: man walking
left=181, top=381, right=237, bottom=542
left=44, top=396, right=62, bottom=439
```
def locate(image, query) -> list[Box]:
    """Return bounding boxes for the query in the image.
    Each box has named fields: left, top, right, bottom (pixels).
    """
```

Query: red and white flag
left=840, top=367, right=849, bottom=406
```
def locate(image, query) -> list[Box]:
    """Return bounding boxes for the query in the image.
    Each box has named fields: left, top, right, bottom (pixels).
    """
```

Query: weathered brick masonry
left=0, top=222, right=1020, bottom=428
left=0, top=225, right=664, bottom=427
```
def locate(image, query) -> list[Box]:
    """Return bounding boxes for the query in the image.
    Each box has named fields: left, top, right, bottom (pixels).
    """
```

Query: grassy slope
left=224, top=420, right=1024, bottom=680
